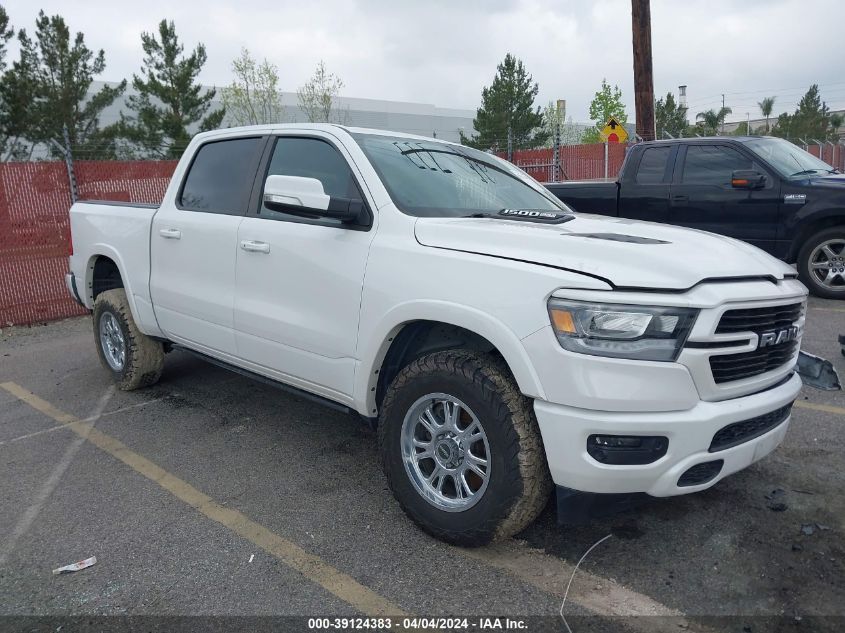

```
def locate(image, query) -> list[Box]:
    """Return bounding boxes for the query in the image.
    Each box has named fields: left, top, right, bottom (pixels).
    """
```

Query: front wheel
left=378, top=350, right=552, bottom=546
left=797, top=227, right=845, bottom=299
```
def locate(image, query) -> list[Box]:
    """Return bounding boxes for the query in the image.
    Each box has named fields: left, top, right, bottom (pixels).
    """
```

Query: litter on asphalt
left=52, top=556, right=97, bottom=575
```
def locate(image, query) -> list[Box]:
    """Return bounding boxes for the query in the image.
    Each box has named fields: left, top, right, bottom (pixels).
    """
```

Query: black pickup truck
left=547, top=136, right=845, bottom=298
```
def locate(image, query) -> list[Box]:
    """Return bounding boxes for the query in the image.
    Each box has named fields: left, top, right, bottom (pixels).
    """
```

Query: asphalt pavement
left=1, top=296, right=843, bottom=633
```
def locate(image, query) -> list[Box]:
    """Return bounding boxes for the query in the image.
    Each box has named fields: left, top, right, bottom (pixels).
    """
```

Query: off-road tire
left=797, top=226, right=845, bottom=299
left=378, top=349, right=552, bottom=546
left=93, top=288, right=164, bottom=390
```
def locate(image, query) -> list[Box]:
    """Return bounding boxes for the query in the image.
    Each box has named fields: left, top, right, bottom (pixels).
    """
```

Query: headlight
left=547, top=299, right=698, bottom=361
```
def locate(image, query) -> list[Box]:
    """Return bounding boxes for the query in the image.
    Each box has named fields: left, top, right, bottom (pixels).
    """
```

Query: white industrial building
left=91, top=81, right=476, bottom=143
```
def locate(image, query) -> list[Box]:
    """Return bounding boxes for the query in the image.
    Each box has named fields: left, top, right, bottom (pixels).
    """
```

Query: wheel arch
left=83, top=249, right=147, bottom=329
left=89, top=254, right=125, bottom=302
left=788, top=214, right=845, bottom=262
left=355, top=304, right=546, bottom=418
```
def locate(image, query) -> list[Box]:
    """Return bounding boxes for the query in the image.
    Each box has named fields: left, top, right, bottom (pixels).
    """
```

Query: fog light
left=587, top=435, right=668, bottom=465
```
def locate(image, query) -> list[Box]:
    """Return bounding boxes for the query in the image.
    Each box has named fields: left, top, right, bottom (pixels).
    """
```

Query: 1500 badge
left=498, top=209, right=573, bottom=223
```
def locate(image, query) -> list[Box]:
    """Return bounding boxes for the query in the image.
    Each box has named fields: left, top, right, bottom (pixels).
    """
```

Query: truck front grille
left=709, top=302, right=803, bottom=384
left=715, top=303, right=803, bottom=334
left=709, top=341, right=799, bottom=383
left=709, top=402, right=793, bottom=452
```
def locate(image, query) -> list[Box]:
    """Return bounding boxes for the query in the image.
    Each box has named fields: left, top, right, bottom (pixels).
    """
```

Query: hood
left=414, top=214, right=796, bottom=291
left=805, top=173, right=845, bottom=188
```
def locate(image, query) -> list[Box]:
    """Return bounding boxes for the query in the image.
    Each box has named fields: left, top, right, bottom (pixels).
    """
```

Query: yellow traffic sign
left=600, top=117, right=628, bottom=143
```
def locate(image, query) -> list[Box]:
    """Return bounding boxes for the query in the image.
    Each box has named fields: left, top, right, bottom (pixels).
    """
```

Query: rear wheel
left=93, top=289, right=164, bottom=390
left=798, top=227, right=845, bottom=299
left=378, top=350, right=552, bottom=546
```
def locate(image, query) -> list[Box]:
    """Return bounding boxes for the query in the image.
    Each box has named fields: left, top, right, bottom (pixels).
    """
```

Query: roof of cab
left=192, top=123, right=454, bottom=146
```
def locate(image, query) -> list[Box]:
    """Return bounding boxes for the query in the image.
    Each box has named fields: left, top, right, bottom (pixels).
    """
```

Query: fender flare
left=353, top=300, right=547, bottom=416
left=84, top=246, right=153, bottom=336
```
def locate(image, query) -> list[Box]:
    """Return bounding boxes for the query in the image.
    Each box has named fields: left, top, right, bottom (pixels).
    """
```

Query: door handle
left=158, top=228, right=182, bottom=239
left=671, top=195, right=689, bottom=205
left=240, top=240, right=270, bottom=253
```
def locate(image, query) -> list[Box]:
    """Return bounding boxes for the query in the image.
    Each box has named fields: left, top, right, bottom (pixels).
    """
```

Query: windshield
left=744, top=137, right=835, bottom=177
left=351, top=133, right=566, bottom=217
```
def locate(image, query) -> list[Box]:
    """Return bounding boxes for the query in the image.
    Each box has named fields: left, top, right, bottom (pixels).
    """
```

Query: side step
left=171, top=344, right=354, bottom=414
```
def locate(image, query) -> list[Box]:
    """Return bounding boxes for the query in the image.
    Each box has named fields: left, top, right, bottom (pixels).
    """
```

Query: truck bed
left=546, top=181, right=619, bottom=216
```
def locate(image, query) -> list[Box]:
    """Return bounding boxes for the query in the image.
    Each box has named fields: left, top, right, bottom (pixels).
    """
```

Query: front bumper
left=534, top=372, right=801, bottom=497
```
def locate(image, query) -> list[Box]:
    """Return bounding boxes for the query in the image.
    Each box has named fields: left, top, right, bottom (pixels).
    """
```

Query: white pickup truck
left=67, top=124, right=808, bottom=545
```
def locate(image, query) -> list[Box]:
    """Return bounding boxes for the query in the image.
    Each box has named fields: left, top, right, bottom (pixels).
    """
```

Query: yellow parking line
left=809, top=306, right=845, bottom=313
left=0, top=381, right=405, bottom=617
left=794, top=400, right=845, bottom=416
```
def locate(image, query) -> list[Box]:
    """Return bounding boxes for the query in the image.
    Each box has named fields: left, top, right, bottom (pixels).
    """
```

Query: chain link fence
left=0, top=160, right=177, bottom=327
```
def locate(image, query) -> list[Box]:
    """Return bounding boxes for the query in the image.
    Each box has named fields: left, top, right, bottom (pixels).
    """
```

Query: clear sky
left=3, top=0, right=843, bottom=123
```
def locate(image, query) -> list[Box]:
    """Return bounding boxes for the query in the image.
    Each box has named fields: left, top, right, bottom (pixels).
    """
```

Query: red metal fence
left=0, top=160, right=177, bottom=326
left=3, top=139, right=840, bottom=327
left=512, top=143, right=629, bottom=182
left=1, top=145, right=620, bottom=327
left=805, top=143, right=845, bottom=171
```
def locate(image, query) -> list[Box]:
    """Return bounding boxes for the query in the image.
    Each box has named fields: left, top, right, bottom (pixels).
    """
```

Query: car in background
left=547, top=137, right=845, bottom=298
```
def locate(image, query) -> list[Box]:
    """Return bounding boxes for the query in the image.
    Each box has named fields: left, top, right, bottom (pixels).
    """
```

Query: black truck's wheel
left=798, top=227, right=845, bottom=299
left=93, top=289, right=164, bottom=390
left=378, top=350, right=552, bottom=546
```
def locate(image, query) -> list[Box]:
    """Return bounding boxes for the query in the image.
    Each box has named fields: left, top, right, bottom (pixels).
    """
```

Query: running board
left=171, top=344, right=353, bottom=414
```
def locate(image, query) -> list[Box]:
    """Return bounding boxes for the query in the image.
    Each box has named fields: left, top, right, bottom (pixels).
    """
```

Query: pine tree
left=0, top=4, right=22, bottom=159
left=654, top=92, right=687, bottom=139
left=120, top=20, right=224, bottom=158
left=461, top=53, right=547, bottom=151
left=772, top=85, right=833, bottom=141
left=1, top=10, right=125, bottom=159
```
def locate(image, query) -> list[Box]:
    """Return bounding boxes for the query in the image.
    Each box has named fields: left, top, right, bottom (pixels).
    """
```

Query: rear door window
left=636, top=146, right=672, bottom=184
left=179, top=137, right=263, bottom=214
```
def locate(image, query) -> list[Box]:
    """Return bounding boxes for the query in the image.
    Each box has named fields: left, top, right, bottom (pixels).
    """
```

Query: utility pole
left=721, top=94, right=726, bottom=135
left=631, top=0, right=655, bottom=141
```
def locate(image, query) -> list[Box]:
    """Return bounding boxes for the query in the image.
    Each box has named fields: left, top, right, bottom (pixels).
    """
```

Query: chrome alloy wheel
left=400, top=393, right=491, bottom=512
left=809, top=239, right=845, bottom=291
left=99, top=312, right=126, bottom=371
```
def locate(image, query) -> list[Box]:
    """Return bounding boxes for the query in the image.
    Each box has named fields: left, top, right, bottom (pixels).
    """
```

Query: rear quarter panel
left=69, top=202, right=163, bottom=337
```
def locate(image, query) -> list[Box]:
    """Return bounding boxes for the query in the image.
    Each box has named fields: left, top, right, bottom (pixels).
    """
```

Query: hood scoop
left=562, top=232, right=670, bottom=245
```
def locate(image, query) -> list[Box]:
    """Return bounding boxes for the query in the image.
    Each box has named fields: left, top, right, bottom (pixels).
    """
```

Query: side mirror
left=263, top=175, right=363, bottom=223
left=731, top=170, right=766, bottom=189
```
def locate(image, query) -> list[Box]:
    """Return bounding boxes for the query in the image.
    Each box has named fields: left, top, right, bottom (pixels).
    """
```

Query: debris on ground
left=765, top=489, right=788, bottom=512
left=52, top=556, right=97, bottom=575
left=800, top=523, right=833, bottom=536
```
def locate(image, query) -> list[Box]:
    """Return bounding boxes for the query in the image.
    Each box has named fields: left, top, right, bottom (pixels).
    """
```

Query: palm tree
left=758, top=96, right=776, bottom=133
left=696, top=107, right=732, bottom=136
